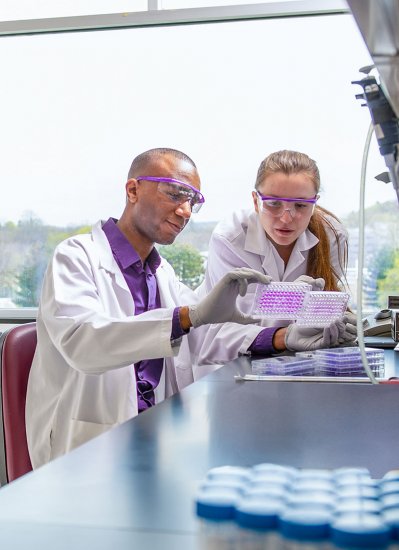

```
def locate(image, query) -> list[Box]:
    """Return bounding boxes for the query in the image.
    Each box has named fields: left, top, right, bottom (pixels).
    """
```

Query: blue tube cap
left=279, top=508, right=332, bottom=540
left=383, top=508, right=399, bottom=539
left=196, top=489, right=240, bottom=520
left=331, top=514, right=391, bottom=548
left=235, top=497, right=285, bottom=529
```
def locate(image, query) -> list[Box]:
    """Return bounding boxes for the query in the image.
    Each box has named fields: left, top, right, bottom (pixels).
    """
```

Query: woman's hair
left=255, top=150, right=348, bottom=291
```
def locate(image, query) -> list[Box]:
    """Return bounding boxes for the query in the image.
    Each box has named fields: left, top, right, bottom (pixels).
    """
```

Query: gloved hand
left=338, top=311, right=358, bottom=344
left=188, top=268, right=272, bottom=328
left=285, top=319, right=347, bottom=352
left=294, top=275, right=325, bottom=291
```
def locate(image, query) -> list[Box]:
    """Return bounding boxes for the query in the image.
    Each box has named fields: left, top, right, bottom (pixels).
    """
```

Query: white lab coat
left=195, top=208, right=348, bottom=364
left=26, top=220, right=201, bottom=469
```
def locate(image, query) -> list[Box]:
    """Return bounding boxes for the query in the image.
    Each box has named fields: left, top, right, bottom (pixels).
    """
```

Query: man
left=26, top=147, right=271, bottom=468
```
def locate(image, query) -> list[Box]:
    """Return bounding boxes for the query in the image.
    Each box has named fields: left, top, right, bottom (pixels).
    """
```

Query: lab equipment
left=353, top=71, right=399, bottom=203
left=314, top=346, right=385, bottom=377
left=363, top=309, right=392, bottom=338
left=252, top=356, right=316, bottom=376
left=388, top=298, right=399, bottom=342
left=195, top=462, right=398, bottom=547
left=251, top=348, right=384, bottom=378
left=253, top=282, right=349, bottom=327
left=349, top=1, right=399, bottom=378
left=297, top=290, right=350, bottom=326
left=252, top=282, right=312, bottom=320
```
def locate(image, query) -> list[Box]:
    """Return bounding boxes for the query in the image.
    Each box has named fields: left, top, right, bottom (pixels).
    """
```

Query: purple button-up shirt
left=102, top=218, right=186, bottom=412
left=248, top=326, right=280, bottom=354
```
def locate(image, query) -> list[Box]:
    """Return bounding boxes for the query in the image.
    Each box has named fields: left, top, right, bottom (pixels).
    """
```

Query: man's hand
left=188, top=268, right=272, bottom=328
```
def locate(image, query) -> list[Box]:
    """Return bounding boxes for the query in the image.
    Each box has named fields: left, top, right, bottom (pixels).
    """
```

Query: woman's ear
left=252, top=190, right=260, bottom=214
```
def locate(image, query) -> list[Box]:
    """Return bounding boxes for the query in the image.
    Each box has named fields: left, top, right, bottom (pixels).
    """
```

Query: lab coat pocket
left=67, top=418, right=115, bottom=452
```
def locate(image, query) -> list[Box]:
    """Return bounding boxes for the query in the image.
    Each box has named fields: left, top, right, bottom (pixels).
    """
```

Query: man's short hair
left=128, top=148, right=196, bottom=179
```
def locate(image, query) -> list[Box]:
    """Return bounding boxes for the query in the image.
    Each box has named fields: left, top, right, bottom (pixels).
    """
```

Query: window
left=1, top=9, right=398, bottom=312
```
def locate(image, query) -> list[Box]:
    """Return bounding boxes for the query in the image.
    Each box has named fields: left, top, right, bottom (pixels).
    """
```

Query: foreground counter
left=0, top=351, right=398, bottom=548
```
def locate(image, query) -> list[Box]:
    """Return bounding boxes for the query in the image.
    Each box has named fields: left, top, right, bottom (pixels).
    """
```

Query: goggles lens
left=257, top=192, right=318, bottom=218
left=136, top=177, right=204, bottom=213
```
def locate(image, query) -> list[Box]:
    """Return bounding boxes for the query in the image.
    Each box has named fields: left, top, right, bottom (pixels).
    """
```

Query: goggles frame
left=256, top=192, right=319, bottom=218
left=136, top=176, right=205, bottom=213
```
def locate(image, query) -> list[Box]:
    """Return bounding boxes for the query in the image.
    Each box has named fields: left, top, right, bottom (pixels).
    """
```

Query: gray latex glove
left=285, top=319, right=346, bottom=352
left=338, top=311, right=358, bottom=344
left=294, top=275, right=325, bottom=291
left=188, top=268, right=272, bottom=328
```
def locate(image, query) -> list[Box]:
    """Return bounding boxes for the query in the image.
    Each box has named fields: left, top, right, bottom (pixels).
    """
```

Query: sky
left=1, top=4, right=398, bottom=227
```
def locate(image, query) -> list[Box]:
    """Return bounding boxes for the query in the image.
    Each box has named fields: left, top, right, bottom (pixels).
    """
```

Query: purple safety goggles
left=136, top=176, right=205, bottom=213
left=256, top=192, right=319, bottom=218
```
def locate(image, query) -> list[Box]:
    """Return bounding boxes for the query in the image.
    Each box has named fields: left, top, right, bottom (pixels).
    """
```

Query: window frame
left=0, top=1, right=349, bottom=36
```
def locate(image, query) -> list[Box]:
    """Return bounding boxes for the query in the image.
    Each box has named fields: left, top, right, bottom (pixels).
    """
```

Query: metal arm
left=352, top=70, right=399, bottom=204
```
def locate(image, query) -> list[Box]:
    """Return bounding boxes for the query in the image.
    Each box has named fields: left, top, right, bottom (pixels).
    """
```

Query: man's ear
left=126, top=178, right=139, bottom=203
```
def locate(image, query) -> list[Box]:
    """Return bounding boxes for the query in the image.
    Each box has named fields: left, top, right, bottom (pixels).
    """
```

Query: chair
left=0, top=323, right=36, bottom=485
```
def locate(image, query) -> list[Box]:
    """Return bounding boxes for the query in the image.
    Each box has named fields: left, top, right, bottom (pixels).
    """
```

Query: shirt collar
left=102, top=217, right=161, bottom=273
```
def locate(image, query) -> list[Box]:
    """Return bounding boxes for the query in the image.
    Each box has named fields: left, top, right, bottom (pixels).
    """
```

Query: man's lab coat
left=26, top=220, right=202, bottom=468
left=195, top=208, right=348, bottom=364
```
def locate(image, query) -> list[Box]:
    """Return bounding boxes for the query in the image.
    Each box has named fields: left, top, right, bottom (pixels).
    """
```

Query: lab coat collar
left=244, top=211, right=319, bottom=279
left=245, top=211, right=319, bottom=255
left=102, top=217, right=140, bottom=269
left=92, top=220, right=134, bottom=298
left=245, top=211, right=279, bottom=279
left=155, top=263, right=179, bottom=309
left=245, top=210, right=267, bottom=255
left=283, top=229, right=319, bottom=280
left=295, top=228, right=319, bottom=252
left=92, top=220, right=177, bottom=310
left=102, top=217, right=161, bottom=273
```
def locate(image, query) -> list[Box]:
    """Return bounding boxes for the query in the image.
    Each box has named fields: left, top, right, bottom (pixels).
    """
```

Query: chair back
left=0, top=323, right=36, bottom=484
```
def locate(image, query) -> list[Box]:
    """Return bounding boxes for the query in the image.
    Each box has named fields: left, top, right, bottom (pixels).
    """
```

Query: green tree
left=14, top=264, right=41, bottom=307
left=372, top=247, right=396, bottom=282
left=14, top=232, right=48, bottom=307
left=46, top=225, right=90, bottom=254
left=159, top=243, right=204, bottom=289
left=369, top=247, right=396, bottom=309
left=0, top=218, right=91, bottom=306
left=377, top=252, right=399, bottom=309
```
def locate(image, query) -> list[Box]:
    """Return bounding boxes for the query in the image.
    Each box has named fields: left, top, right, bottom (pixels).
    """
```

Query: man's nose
left=175, top=199, right=192, bottom=218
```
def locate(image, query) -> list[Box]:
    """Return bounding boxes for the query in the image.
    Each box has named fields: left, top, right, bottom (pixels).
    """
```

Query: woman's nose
left=279, top=208, right=295, bottom=221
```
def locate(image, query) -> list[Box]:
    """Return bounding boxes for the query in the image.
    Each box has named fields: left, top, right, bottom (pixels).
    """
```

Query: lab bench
left=0, top=350, right=398, bottom=548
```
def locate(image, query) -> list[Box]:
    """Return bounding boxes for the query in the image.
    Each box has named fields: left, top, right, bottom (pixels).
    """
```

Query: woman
left=195, top=150, right=354, bottom=364
left=251, top=150, right=347, bottom=290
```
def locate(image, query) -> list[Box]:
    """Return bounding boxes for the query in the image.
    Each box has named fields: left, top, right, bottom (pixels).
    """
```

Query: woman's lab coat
left=195, top=208, right=348, bottom=364
left=26, top=221, right=200, bottom=469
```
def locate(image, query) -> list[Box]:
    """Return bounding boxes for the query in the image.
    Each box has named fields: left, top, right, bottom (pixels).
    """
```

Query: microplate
left=296, top=291, right=350, bottom=327
left=253, top=283, right=350, bottom=327
left=252, top=356, right=316, bottom=376
left=253, top=282, right=312, bottom=320
left=315, top=346, right=385, bottom=376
